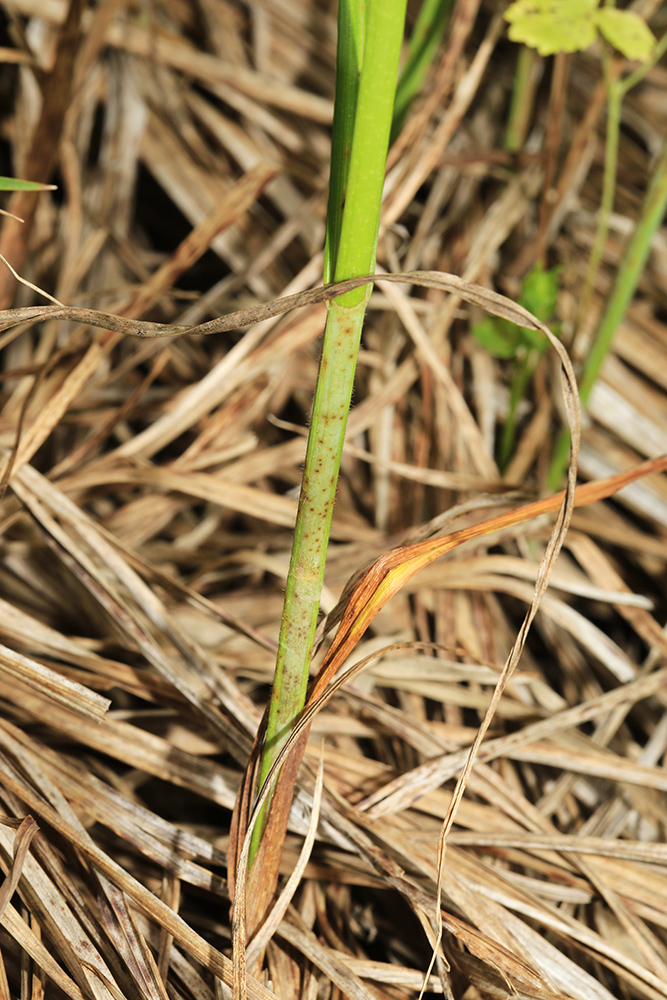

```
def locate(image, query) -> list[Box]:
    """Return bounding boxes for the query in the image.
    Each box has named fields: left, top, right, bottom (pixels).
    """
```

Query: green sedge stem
left=577, top=49, right=620, bottom=327
left=549, top=34, right=667, bottom=489
left=500, top=351, right=538, bottom=471
left=250, top=0, right=407, bottom=866
left=324, top=0, right=365, bottom=284
left=333, top=0, right=408, bottom=305
left=549, top=135, right=667, bottom=489
left=505, top=44, right=539, bottom=154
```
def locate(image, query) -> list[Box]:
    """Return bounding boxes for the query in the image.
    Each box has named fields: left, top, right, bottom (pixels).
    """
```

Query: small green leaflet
left=0, top=176, right=57, bottom=192
left=472, top=263, right=560, bottom=360
left=505, top=0, right=598, bottom=56
left=517, top=261, right=560, bottom=350
left=504, top=0, right=655, bottom=61
left=596, top=9, right=655, bottom=63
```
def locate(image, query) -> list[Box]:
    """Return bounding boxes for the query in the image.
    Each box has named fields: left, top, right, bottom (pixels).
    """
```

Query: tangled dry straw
left=0, top=1, right=667, bottom=999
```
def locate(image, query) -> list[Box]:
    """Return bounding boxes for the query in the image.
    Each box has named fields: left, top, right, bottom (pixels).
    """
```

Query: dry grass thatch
left=1, top=0, right=667, bottom=998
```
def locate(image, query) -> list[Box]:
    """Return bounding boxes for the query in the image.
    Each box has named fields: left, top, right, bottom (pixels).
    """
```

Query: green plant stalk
left=505, top=44, right=539, bottom=154
left=391, top=0, right=452, bottom=141
left=499, top=350, right=538, bottom=471
left=578, top=50, right=621, bottom=325
left=573, top=27, right=667, bottom=353
left=250, top=0, right=407, bottom=866
left=549, top=134, right=667, bottom=488
left=575, top=24, right=667, bottom=323
left=332, top=0, right=408, bottom=306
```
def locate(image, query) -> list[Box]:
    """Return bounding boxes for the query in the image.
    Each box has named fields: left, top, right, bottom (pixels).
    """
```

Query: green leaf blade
left=0, top=176, right=57, bottom=192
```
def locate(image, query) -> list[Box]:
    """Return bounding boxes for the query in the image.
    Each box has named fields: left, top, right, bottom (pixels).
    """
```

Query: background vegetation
left=0, top=1, right=667, bottom=999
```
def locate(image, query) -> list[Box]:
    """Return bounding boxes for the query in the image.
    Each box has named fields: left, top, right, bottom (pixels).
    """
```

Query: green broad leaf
left=472, top=317, right=521, bottom=359
left=504, top=0, right=598, bottom=56
left=595, top=8, right=655, bottom=62
left=0, top=176, right=57, bottom=192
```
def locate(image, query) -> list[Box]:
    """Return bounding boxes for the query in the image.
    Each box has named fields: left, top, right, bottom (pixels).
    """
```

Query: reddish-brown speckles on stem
left=257, top=299, right=366, bottom=810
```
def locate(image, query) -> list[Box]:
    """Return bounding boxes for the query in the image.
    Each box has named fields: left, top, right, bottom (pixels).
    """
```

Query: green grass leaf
left=595, top=8, right=655, bottom=62
left=0, top=176, right=57, bottom=191
left=504, top=0, right=598, bottom=56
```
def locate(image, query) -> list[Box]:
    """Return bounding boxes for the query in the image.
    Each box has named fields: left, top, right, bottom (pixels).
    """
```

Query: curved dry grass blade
left=0, top=815, right=38, bottom=920
left=313, top=453, right=667, bottom=701
left=0, top=268, right=598, bottom=341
